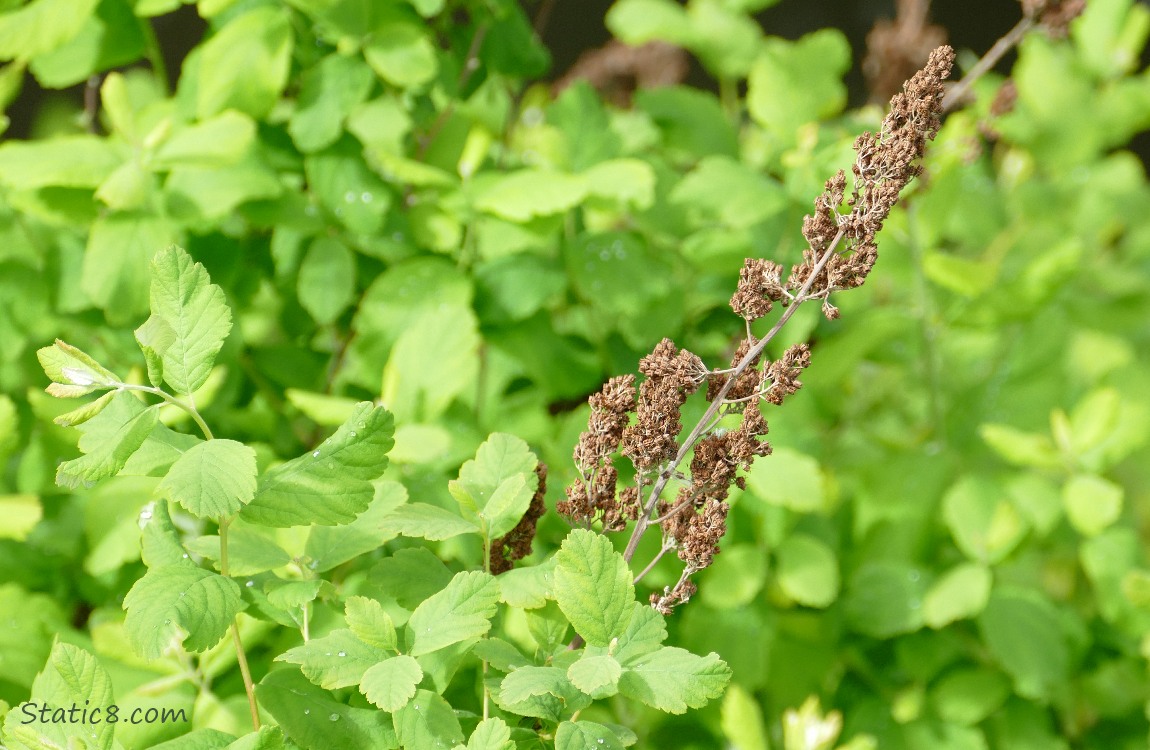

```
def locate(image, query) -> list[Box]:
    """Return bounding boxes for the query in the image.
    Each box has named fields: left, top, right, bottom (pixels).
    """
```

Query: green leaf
left=744, top=447, right=825, bottom=512
left=156, top=439, right=256, bottom=518
left=152, top=110, right=256, bottom=169
left=360, top=655, right=422, bottom=711
left=555, top=721, right=626, bottom=750
left=747, top=29, right=850, bottom=134
left=721, top=683, right=769, bottom=750
left=363, top=22, right=438, bottom=88
left=567, top=654, right=622, bottom=699
left=140, top=499, right=190, bottom=568
left=84, top=213, right=177, bottom=324
left=978, top=423, right=1062, bottom=469
left=472, top=638, right=532, bottom=672
left=0, top=0, right=99, bottom=59
left=617, top=646, right=731, bottom=714
left=942, top=475, right=1028, bottom=564
left=277, top=629, right=389, bottom=690
left=0, top=134, right=119, bottom=191
left=297, top=236, right=357, bottom=325
left=844, top=562, right=928, bottom=638
left=286, top=389, right=362, bottom=427
left=345, top=596, right=397, bottom=651
left=289, top=52, right=374, bottom=153
left=407, top=570, right=500, bottom=656
left=461, top=718, right=515, bottom=750
left=381, top=305, right=480, bottom=422
left=930, top=667, right=1011, bottom=726
left=383, top=502, right=480, bottom=541
left=372, top=546, right=454, bottom=609
left=978, top=588, right=1071, bottom=700
left=1068, top=387, right=1120, bottom=455
left=498, top=666, right=573, bottom=704
left=609, top=602, right=668, bottom=665
left=606, top=0, right=693, bottom=47
left=305, top=138, right=392, bottom=234
left=0, top=493, right=40, bottom=541
left=27, top=0, right=144, bottom=88
left=774, top=534, right=840, bottom=608
left=1, top=642, right=114, bottom=750
left=55, top=393, right=158, bottom=489
left=141, top=245, right=232, bottom=395
left=923, top=562, right=993, bottom=629
left=392, top=689, right=463, bottom=749
left=196, top=6, right=292, bottom=119
left=257, top=668, right=398, bottom=750
left=38, top=339, right=121, bottom=397
left=474, top=169, right=588, bottom=221
left=554, top=529, right=635, bottom=647
left=497, top=558, right=556, bottom=609
left=305, top=480, right=405, bottom=571
left=448, top=433, right=538, bottom=539
left=1062, top=473, right=1123, bottom=536
left=242, top=403, right=394, bottom=527
left=582, top=158, right=656, bottom=210
left=123, top=564, right=244, bottom=659
left=670, top=156, right=787, bottom=229
left=185, top=525, right=291, bottom=576
left=699, top=543, right=769, bottom=609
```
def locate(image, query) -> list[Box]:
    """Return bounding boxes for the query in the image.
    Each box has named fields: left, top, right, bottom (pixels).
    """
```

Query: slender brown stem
left=633, top=544, right=672, bottom=585
left=943, top=16, right=1034, bottom=112
left=621, top=229, right=847, bottom=565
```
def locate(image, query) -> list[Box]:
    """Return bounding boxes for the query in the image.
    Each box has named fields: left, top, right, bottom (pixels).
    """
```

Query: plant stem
left=138, top=16, right=170, bottom=95
left=622, top=229, right=847, bottom=565
left=633, top=544, right=672, bottom=585
left=116, top=383, right=214, bottom=440
left=943, top=16, right=1033, bottom=112
left=218, top=515, right=261, bottom=730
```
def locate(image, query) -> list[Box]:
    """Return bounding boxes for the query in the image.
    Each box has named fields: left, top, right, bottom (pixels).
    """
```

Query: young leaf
left=382, top=502, right=481, bottom=540
left=553, top=529, right=635, bottom=647
left=448, top=433, right=538, bottom=539
left=38, top=339, right=121, bottom=397
left=554, top=721, right=626, bottom=750
left=55, top=393, right=158, bottom=489
left=360, top=655, right=422, bottom=711
left=257, top=668, right=398, bottom=750
left=142, top=245, right=232, bottom=396
left=460, top=718, right=515, bottom=750
left=407, top=570, right=500, bottom=657
left=123, top=564, right=244, bottom=659
left=567, top=654, right=623, bottom=699
left=156, top=439, right=257, bottom=519
left=277, top=629, right=389, bottom=690
left=617, top=646, right=731, bottom=714
left=345, top=596, right=397, bottom=651
left=1, top=642, right=115, bottom=750
left=53, top=390, right=116, bottom=427
left=497, top=666, right=573, bottom=704
left=392, top=690, right=463, bottom=749
left=242, top=403, right=394, bottom=527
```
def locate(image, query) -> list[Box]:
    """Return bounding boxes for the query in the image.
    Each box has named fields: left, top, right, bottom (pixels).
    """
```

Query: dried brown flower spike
left=564, top=46, right=955, bottom=617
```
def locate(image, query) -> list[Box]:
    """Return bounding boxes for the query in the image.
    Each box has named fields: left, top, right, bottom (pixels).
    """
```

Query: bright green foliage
left=4, top=0, right=1150, bottom=747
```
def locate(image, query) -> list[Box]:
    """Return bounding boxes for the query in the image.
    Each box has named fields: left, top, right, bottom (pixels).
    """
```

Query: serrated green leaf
left=277, top=629, right=389, bottom=690
left=1, top=642, right=114, bottom=750
left=305, top=480, right=405, bottom=571
left=257, top=668, right=398, bottom=750
left=265, top=579, right=328, bottom=610
left=497, top=558, right=556, bottom=609
left=567, top=654, right=622, bottom=699
left=52, top=390, right=116, bottom=428
left=461, top=718, right=514, bottom=750
left=140, top=499, right=189, bottom=568
left=472, top=638, right=531, bottom=672
left=372, top=547, right=453, bottom=609
left=448, top=433, right=538, bottom=539
left=383, top=502, right=481, bottom=540
left=345, top=596, right=397, bottom=651
left=38, top=339, right=121, bottom=397
left=196, top=6, right=292, bottom=119
left=617, top=647, right=730, bottom=714
left=56, top=393, right=158, bottom=489
left=157, top=439, right=256, bottom=518
left=363, top=22, right=437, bottom=89
left=242, top=403, right=394, bottom=527
left=391, top=689, right=462, bottom=748
left=408, top=570, right=500, bottom=656
left=360, top=655, right=422, bottom=711
left=144, top=245, right=232, bottom=396
left=123, top=564, right=244, bottom=659
left=554, top=529, right=634, bottom=647
left=607, top=602, right=667, bottom=665
left=554, top=720, right=625, bottom=750
left=498, top=666, right=573, bottom=704
left=924, top=562, right=993, bottom=629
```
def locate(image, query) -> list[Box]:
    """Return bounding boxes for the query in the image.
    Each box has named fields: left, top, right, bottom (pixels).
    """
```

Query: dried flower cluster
left=863, top=0, right=948, bottom=102
left=554, top=40, right=688, bottom=107
left=558, top=375, right=638, bottom=531
left=785, top=45, right=954, bottom=318
left=1021, top=0, right=1086, bottom=37
left=490, top=463, right=548, bottom=574
left=562, top=46, right=954, bottom=617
